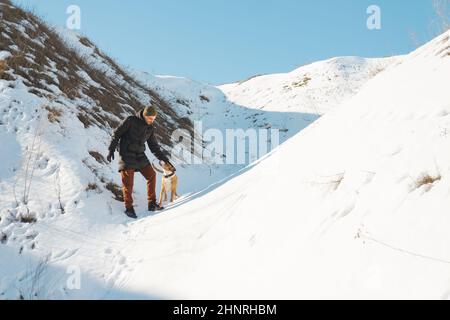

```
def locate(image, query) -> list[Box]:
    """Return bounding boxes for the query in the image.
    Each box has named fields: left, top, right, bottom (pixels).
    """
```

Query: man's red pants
left=120, top=165, right=156, bottom=209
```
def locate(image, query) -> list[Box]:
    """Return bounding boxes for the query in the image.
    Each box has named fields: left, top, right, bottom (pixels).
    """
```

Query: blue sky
left=14, top=0, right=446, bottom=85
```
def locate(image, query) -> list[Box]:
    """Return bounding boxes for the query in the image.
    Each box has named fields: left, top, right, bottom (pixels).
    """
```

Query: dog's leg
left=174, top=182, right=179, bottom=201
left=158, top=179, right=165, bottom=207
left=170, top=185, right=176, bottom=202
left=174, top=178, right=179, bottom=200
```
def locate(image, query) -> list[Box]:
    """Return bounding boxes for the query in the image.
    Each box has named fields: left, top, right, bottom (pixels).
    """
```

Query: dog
left=157, top=161, right=179, bottom=207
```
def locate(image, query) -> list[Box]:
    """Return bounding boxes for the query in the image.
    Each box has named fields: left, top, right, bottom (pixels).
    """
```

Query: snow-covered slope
left=106, top=30, right=450, bottom=299
left=220, top=56, right=399, bottom=115
left=132, top=56, right=395, bottom=179
left=0, top=2, right=375, bottom=298
left=0, top=2, right=196, bottom=298
left=131, top=64, right=387, bottom=191
left=2, top=0, right=450, bottom=300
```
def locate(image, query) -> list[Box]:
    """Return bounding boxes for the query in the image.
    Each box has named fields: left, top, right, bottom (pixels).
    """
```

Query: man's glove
left=107, top=150, right=115, bottom=163
left=160, top=160, right=176, bottom=172
left=167, top=161, right=176, bottom=172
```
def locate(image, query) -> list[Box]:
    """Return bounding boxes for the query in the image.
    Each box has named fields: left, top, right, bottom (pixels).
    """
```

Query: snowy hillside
left=129, top=64, right=385, bottom=191
left=133, top=56, right=394, bottom=172
left=0, top=1, right=388, bottom=299
left=2, top=0, right=450, bottom=300
left=126, top=30, right=450, bottom=299
left=219, top=56, right=400, bottom=115
left=0, top=1, right=195, bottom=298
left=109, top=30, right=450, bottom=299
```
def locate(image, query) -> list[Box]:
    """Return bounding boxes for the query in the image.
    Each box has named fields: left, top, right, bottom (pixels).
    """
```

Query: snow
left=0, top=51, right=12, bottom=60
left=0, top=130, right=21, bottom=180
left=219, top=56, right=400, bottom=115
left=1, top=6, right=450, bottom=299
left=110, top=30, right=450, bottom=299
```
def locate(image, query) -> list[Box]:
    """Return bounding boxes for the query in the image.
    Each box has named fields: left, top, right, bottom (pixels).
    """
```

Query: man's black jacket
left=108, top=109, right=169, bottom=172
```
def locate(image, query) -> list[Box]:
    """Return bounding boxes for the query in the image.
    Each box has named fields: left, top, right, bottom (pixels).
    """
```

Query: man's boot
left=148, top=201, right=164, bottom=212
left=125, top=207, right=137, bottom=219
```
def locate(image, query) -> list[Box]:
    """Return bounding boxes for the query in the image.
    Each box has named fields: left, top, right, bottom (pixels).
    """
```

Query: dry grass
left=105, top=182, right=124, bottom=202
left=79, top=36, right=94, bottom=48
left=0, top=232, right=7, bottom=244
left=436, top=44, right=450, bottom=57
left=76, top=112, right=95, bottom=128
left=0, top=72, right=16, bottom=81
left=416, top=174, right=441, bottom=188
left=0, top=60, right=6, bottom=74
left=45, top=105, right=62, bottom=123
left=85, top=183, right=100, bottom=192
left=330, top=175, right=345, bottom=191
left=28, top=88, right=44, bottom=97
left=199, top=95, right=210, bottom=103
left=19, top=212, right=37, bottom=224
left=88, top=150, right=107, bottom=164
left=1, top=2, right=195, bottom=158
left=292, top=76, right=312, bottom=88
left=176, top=99, right=190, bottom=107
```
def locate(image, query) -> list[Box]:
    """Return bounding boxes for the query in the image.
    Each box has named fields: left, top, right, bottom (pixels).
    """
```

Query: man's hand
left=160, top=160, right=176, bottom=172
left=107, top=150, right=115, bottom=163
left=166, top=161, right=176, bottom=172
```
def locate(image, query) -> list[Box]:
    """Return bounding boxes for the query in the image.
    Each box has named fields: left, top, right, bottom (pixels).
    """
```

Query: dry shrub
left=416, top=174, right=441, bottom=188
left=105, top=182, right=123, bottom=202
left=199, top=95, right=210, bottom=103
left=45, top=105, right=62, bottom=123
left=85, top=183, right=100, bottom=193
left=2, top=2, right=194, bottom=156
left=79, top=36, right=94, bottom=48
left=19, top=212, right=37, bottom=224
left=292, top=76, right=312, bottom=88
left=0, top=60, right=6, bottom=74
left=88, top=150, right=107, bottom=164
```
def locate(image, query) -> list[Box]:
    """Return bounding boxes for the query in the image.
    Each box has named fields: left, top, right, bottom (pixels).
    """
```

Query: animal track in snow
left=389, top=146, right=403, bottom=156
left=50, top=248, right=79, bottom=263
left=360, top=171, right=377, bottom=185
left=436, top=108, right=450, bottom=117
left=35, top=155, right=50, bottom=170
left=103, top=249, right=131, bottom=289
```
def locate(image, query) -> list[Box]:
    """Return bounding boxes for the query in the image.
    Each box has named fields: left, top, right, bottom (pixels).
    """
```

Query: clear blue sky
left=13, top=0, right=446, bottom=85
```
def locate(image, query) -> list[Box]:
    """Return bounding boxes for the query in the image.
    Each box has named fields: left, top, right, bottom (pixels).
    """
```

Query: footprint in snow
left=437, top=109, right=450, bottom=117
left=339, top=203, right=356, bottom=218
left=50, top=248, right=79, bottom=263
left=118, top=256, right=126, bottom=265
left=104, top=253, right=129, bottom=287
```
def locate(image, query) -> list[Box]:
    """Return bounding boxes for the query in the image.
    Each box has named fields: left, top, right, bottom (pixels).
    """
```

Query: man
left=107, top=104, right=176, bottom=219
